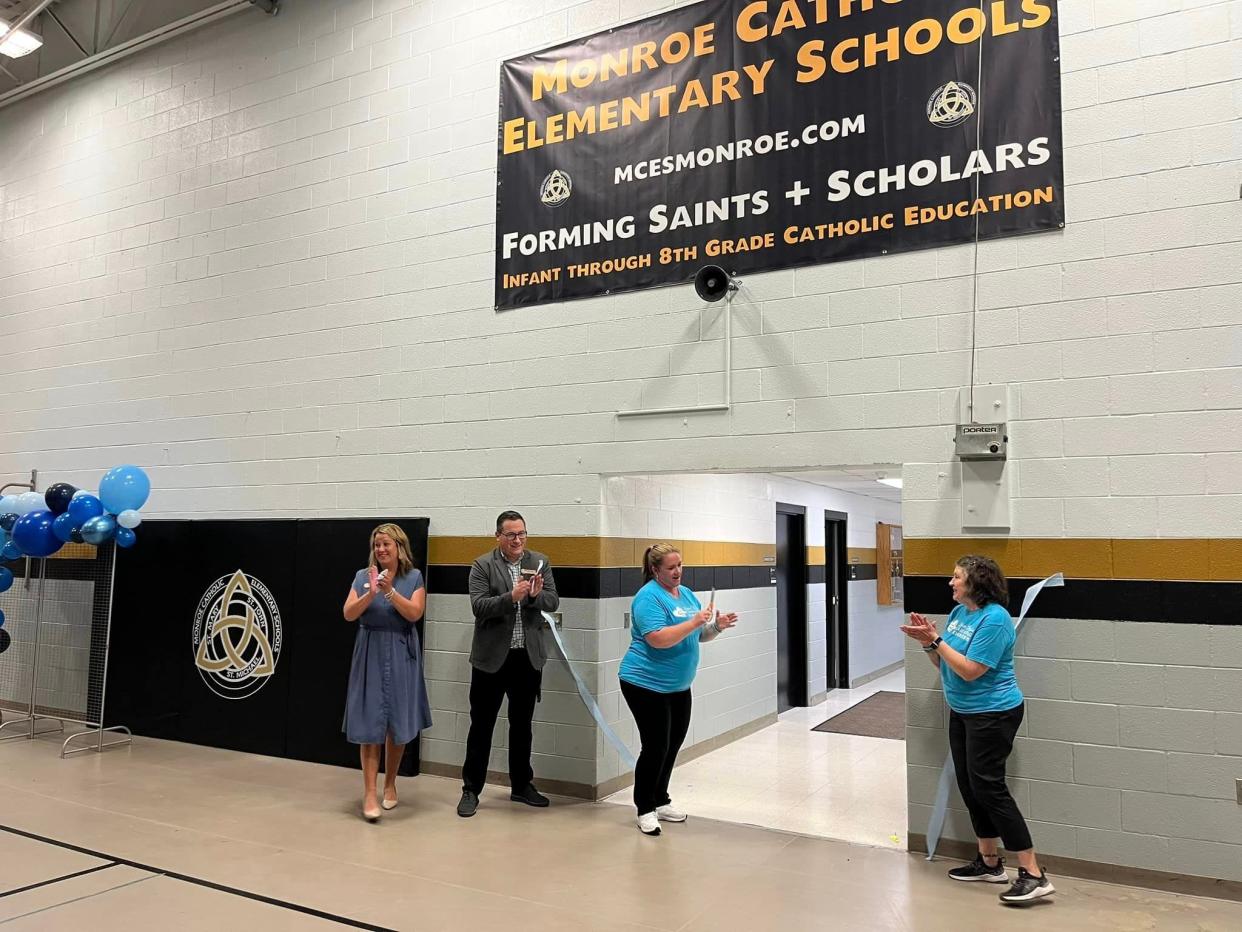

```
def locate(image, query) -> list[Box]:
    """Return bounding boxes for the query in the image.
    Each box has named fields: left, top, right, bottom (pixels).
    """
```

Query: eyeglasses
left=499, top=531, right=528, bottom=541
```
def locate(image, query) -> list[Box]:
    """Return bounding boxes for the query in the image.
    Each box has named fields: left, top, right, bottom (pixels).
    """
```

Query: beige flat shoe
left=363, top=803, right=382, bottom=822
left=381, top=794, right=398, bottom=811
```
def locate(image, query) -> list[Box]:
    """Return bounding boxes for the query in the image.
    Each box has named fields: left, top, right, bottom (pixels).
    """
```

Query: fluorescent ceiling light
left=877, top=477, right=903, bottom=489
left=0, top=19, right=43, bottom=58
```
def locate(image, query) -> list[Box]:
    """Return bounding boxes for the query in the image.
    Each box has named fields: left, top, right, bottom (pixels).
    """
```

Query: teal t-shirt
left=619, top=581, right=702, bottom=694
left=940, top=602, right=1024, bottom=714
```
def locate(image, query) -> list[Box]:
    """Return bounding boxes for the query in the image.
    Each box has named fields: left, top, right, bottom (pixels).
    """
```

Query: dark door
left=825, top=512, right=850, bottom=690
left=775, top=504, right=808, bottom=712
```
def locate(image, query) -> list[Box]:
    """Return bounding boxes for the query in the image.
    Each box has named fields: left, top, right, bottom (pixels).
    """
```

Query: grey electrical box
left=955, top=422, right=1008, bottom=460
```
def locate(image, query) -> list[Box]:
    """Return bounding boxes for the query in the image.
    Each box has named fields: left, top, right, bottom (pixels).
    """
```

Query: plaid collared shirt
left=506, top=557, right=526, bottom=649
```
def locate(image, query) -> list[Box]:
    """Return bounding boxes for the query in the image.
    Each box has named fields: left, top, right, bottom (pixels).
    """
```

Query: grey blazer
left=467, top=547, right=559, bottom=673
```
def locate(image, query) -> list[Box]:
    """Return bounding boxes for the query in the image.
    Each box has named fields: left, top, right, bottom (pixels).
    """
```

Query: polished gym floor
left=1, top=733, right=1239, bottom=930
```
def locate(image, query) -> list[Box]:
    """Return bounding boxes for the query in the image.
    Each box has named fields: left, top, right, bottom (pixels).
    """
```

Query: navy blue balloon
left=0, top=628, right=9, bottom=653
left=69, top=528, right=85, bottom=544
left=0, top=513, right=17, bottom=532
left=0, top=567, right=11, bottom=592
left=67, top=493, right=104, bottom=526
left=0, top=608, right=5, bottom=628
left=1, top=540, right=18, bottom=560
left=115, top=526, right=137, bottom=548
left=52, top=512, right=78, bottom=543
left=12, top=511, right=62, bottom=558
left=80, top=514, right=117, bottom=545
left=44, top=483, right=78, bottom=516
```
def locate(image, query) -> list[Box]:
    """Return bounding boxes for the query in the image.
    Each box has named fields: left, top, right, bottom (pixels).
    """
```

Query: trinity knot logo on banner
left=192, top=570, right=282, bottom=700
left=539, top=169, right=573, bottom=206
left=926, top=81, right=977, bottom=127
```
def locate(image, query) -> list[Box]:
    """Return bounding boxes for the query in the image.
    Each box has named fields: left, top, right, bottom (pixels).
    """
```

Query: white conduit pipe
left=616, top=289, right=734, bottom=419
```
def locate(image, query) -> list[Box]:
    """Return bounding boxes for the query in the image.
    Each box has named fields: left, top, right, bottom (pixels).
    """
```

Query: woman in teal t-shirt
left=619, top=543, right=738, bottom=836
left=901, top=555, right=1054, bottom=906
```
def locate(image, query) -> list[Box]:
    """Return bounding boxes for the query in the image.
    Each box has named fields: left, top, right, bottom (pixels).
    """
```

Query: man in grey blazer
left=457, top=510, right=559, bottom=817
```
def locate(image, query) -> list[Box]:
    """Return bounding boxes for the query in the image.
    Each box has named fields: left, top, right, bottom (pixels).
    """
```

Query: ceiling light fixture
left=0, top=19, right=43, bottom=58
left=877, top=476, right=903, bottom=489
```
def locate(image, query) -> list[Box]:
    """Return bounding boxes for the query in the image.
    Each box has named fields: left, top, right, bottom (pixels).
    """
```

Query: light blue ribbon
left=924, top=572, right=1065, bottom=860
left=543, top=611, right=637, bottom=770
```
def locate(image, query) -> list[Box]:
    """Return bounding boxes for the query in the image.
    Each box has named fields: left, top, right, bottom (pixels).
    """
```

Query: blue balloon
left=80, top=514, right=117, bottom=545
left=115, top=527, right=137, bottom=548
left=12, top=511, right=62, bottom=558
left=53, top=512, right=78, bottom=543
left=1, top=541, right=19, bottom=561
left=0, top=513, right=16, bottom=532
left=99, top=465, right=150, bottom=514
left=0, top=567, right=11, bottom=592
left=0, top=608, right=5, bottom=628
left=67, top=493, right=104, bottom=526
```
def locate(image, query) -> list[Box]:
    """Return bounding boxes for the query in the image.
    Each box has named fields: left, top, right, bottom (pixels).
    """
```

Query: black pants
left=462, top=649, right=542, bottom=794
left=948, top=704, right=1033, bottom=852
left=620, top=680, right=692, bottom=816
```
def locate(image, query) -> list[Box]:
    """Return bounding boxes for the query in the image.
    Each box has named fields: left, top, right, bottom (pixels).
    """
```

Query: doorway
left=775, top=503, right=808, bottom=712
left=824, top=510, right=850, bottom=690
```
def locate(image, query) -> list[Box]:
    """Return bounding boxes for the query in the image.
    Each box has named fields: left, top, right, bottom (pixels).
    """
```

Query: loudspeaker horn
left=693, top=265, right=737, bottom=303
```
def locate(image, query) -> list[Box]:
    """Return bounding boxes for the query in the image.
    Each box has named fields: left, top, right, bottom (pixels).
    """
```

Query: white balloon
left=0, top=495, right=16, bottom=514
left=117, top=509, right=143, bottom=529
left=16, top=491, right=44, bottom=515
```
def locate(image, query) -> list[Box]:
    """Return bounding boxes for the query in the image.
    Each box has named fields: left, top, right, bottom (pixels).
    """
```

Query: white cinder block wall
left=0, top=0, right=1239, bottom=880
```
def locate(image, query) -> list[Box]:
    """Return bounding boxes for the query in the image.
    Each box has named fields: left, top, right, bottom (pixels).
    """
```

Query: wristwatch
left=922, top=636, right=943, bottom=653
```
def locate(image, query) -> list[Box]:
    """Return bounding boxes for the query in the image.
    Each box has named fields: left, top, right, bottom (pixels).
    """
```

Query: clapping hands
left=900, top=612, right=937, bottom=646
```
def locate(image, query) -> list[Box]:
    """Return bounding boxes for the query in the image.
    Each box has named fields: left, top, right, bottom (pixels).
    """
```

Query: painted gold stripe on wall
left=51, top=543, right=97, bottom=560
left=905, top=538, right=1242, bottom=582
left=428, top=536, right=776, bottom=568
left=806, top=546, right=875, bottom=565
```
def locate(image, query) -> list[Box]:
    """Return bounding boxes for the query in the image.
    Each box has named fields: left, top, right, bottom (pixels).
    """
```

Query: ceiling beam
left=3, top=0, right=57, bottom=38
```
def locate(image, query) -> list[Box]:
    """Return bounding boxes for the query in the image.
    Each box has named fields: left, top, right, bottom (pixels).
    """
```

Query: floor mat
left=811, top=691, right=905, bottom=740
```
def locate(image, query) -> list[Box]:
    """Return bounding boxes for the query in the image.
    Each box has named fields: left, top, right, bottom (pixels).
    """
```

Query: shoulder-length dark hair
left=957, top=554, right=1008, bottom=607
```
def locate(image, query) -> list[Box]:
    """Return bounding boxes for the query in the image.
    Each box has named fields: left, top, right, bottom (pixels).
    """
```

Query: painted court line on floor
left=0, top=862, right=120, bottom=900
left=0, top=824, right=395, bottom=931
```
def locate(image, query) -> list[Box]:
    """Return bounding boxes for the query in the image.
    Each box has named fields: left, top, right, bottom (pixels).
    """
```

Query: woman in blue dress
left=343, top=523, right=432, bottom=822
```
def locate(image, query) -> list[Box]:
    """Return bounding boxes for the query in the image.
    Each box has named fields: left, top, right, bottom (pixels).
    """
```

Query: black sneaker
left=456, top=790, right=479, bottom=818
left=948, top=853, right=1008, bottom=883
left=510, top=783, right=550, bottom=807
left=1000, top=867, right=1055, bottom=904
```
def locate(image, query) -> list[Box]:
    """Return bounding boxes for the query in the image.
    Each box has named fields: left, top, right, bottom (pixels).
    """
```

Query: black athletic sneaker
left=948, top=853, right=1008, bottom=883
left=1000, top=867, right=1056, bottom=904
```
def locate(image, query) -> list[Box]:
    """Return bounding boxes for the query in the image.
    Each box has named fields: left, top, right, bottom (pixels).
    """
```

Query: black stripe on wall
left=904, top=575, right=1242, bottom=625
left=428, top=564, right=775, bottom=599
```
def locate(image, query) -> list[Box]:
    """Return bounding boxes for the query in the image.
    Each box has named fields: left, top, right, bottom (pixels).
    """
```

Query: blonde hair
left=642, top=543, right=681, bottom=583
left=369, top=523, right=414, bottom=578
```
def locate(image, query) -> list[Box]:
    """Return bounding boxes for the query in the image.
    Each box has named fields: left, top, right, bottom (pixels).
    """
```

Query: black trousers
left=948, top=704, right=1033, bottom=852
left=620, top=680, right=692, bottom=816
left=462, top=649, right=542, bottom=794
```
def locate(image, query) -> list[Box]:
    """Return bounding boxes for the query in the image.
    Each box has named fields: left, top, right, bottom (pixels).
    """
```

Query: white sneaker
left=636, top=811, right=661, bottom=835
left=656, top=805, right=687, bottom=822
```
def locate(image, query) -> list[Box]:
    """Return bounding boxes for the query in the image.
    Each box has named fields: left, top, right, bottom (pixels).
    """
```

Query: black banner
left=496, top=0, right=1063, bottom=308
left=107, top=518, right=429, bottom=774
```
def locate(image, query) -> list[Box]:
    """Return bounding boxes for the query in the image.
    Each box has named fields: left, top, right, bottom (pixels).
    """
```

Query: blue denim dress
left=342, top=568, right=433, bottom=745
